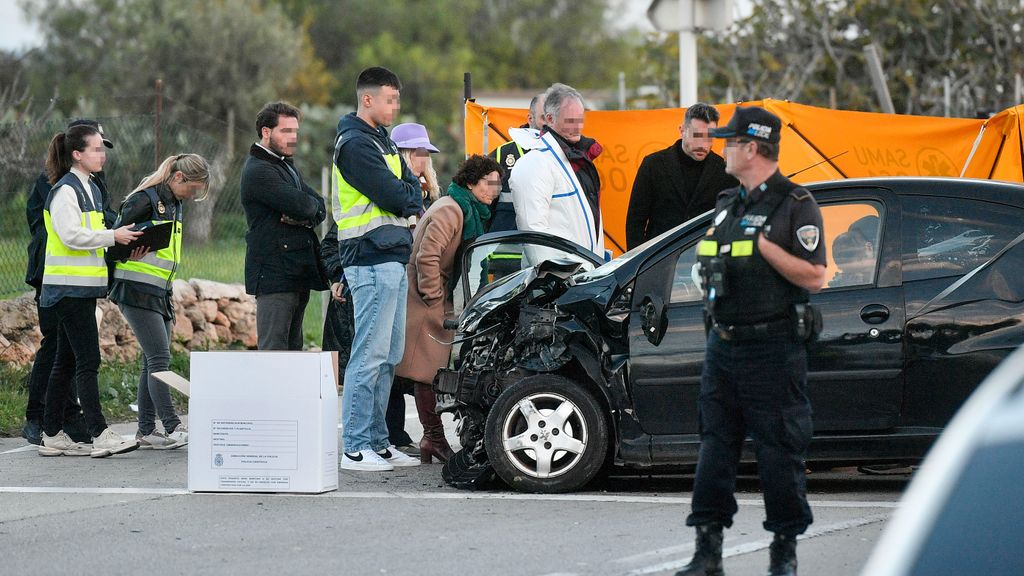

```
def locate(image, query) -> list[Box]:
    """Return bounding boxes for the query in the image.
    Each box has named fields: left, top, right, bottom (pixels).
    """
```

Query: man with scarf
left=508, top=83, right=606, bottom=263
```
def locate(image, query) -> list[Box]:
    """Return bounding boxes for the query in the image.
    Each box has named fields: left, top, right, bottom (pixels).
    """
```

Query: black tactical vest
left=698, top=182, right=808, bottom=325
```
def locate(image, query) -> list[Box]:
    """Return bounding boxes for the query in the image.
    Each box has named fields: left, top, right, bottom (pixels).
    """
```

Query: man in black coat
left=241, top=101, right=328, bottom=350
left=626, top=103, right=738, bottom=249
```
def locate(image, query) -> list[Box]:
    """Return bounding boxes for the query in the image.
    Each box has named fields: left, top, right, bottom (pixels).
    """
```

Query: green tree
left=21, top=0, right=333, bottom=240
left=22, top=0, right=325, bottom=118
left=638, top=0, right=1024, bottom=117
left=281, top=0, right=634, bottom=174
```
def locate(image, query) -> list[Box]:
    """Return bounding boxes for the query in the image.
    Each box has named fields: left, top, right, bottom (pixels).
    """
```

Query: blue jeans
left=341, top=262, right=408, bottom=453
left=687, top=331, right=814, bottom=537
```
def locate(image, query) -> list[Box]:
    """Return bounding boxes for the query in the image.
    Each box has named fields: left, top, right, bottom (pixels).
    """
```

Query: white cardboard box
left=187, top=351, right=338, bottom=493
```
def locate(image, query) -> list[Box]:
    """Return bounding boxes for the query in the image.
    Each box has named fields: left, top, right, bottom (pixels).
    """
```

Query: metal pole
left=464, top=72, right=472, bottom=158
left=943, top=76, right=951, bottom=118
left=618, top=71, right=626, bottom=110
left=155, top=78, right=163, bottom=165
left=1016, top=73, right=1022, bottom=105
left=679, top=29, right=697, bottom=106
left=678, top=0, right=697, bottom=107
left=863, top=43, right=895, bottom=114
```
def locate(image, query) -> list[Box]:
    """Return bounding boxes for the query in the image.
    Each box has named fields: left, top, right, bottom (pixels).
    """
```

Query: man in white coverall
left=508, top=83, right=607, bottom=265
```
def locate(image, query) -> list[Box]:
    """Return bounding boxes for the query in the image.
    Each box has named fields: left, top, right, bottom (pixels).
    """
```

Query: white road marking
left=0, top=486, right=188, bottom=495
left=0, top=486, right=899, bottom=509
left=623, top=513, right=891, bottom=575
left=1, top=445, right=38, bottom=455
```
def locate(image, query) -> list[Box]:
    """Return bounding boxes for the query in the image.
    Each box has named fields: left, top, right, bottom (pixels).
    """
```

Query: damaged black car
left=436, top=177, right=1024, bottom=493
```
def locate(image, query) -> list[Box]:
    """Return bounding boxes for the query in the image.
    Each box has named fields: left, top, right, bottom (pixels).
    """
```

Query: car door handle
left=860, top=304, right=889, bottom=325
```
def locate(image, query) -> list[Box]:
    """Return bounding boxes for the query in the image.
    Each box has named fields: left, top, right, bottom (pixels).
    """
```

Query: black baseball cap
left=67, top=119, right=114, bottom=149
left=710, top=106, right=781, bottom=144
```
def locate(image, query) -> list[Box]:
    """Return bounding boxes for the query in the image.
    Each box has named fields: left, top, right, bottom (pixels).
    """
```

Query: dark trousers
left=322, top=293, right=355, bottom=386
left=42, top=298, right=108, bottom=438
left=256, top=290, right=310, bottom=351
left=386, top=376, right=416, bottom=446
left=25, top=297, right=81, bottom=422
left=687, top=331, right=814, bottom=537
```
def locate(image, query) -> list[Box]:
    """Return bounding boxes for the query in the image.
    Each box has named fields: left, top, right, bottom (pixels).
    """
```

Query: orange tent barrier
left=465, top=99, right=1024, bottom=256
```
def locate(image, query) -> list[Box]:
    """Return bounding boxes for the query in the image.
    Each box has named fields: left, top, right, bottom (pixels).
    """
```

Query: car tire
left=483, top=374, right=608, bottom=493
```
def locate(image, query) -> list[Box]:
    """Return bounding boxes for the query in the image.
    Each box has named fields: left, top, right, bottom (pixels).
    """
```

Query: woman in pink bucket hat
left=391, top=123, right=441, bottom=213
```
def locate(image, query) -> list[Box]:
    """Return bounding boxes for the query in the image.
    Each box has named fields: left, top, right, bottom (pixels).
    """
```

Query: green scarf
left=445, top=181, right=490, bottom=241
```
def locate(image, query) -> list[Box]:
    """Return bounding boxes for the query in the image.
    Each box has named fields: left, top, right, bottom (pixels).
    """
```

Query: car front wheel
left=484, top=374, right=608, bottom=493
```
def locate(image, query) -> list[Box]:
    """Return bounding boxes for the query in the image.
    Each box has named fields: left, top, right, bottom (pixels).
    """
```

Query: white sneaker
left=137, top=429, right=184, bottom=450
left=167, top=424, right=188, bottom=447
left=38, top=431, right=92, bottom=457
left=340, top=449, right=394, bottom=472
left=91, top=428, right=140, bottom=458
left=377, top=445, right=420, bottom=467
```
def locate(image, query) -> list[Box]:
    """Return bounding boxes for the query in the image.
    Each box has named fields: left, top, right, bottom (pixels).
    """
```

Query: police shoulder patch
left=505, top=153, right=516, bottom=167
left=796, top=225, right=820, bottom=251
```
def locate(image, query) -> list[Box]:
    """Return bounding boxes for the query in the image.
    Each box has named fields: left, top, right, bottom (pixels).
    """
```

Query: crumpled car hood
left=458, top=259, right=585, bottom=333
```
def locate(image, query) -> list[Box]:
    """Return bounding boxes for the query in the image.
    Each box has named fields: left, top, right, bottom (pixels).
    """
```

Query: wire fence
left=2, top=105, right=342, bottom=345
left=0, top=114, right=248, bottom=297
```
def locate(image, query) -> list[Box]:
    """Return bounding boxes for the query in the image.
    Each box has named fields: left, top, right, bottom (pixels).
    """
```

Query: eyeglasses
left=725, top=138, right=752, bottom=148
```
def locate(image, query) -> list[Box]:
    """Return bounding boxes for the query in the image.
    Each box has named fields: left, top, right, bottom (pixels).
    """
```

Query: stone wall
left=0, top=279, right=257, bottom=365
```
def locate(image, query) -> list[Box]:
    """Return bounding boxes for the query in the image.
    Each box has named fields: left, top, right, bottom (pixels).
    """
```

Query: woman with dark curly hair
left=393, top=154, right=502, bottom=463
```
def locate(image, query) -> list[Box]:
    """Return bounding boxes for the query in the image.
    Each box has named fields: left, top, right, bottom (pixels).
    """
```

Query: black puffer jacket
left=240, top=143, right=328, bottom=295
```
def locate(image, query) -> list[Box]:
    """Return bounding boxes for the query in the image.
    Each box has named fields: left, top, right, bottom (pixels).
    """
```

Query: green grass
left=0, top=351, right=191, bottom=438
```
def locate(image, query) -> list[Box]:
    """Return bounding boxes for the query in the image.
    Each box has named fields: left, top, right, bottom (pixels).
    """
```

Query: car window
left=901, top=196, right=1021, bottom=282
left=668, top=201, right=885, bottom=300
left=821, top=201, right=883, bottom=289
left=670, top=243, right=701, bottom=303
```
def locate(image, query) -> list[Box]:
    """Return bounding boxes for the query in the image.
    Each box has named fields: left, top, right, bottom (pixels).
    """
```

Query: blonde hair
left=400, top=148, right=440, bottom=202
left=133, top=153, right=211, bottom=201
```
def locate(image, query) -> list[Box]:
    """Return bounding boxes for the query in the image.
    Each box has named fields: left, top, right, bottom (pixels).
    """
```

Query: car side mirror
left=640, top=294, right=668, bottom=346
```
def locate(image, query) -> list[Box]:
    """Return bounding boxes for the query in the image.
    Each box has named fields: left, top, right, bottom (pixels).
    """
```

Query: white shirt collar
left=255, top=142, right=285, bottom=161
left=69, top=167, right=92, bottom=188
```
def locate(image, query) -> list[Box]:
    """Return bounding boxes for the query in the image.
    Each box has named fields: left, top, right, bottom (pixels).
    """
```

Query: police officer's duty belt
left=712, top=317, right=791, bottom=342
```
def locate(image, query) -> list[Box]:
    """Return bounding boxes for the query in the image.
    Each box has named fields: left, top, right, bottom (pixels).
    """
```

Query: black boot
left=675, top=524, right=724, bottom=576
left=766, top=534, right=797, bottom=576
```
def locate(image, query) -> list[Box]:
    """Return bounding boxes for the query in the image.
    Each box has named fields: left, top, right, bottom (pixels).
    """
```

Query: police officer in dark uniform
left=484, top=92, right=546, bottom=278
left=486, top=92, right=546, bottom=233
left=677, top=107, right=827, bottom=576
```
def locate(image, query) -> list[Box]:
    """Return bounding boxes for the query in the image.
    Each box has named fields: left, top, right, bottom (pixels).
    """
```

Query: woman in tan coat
left=395, top=154, right=503, bottom=463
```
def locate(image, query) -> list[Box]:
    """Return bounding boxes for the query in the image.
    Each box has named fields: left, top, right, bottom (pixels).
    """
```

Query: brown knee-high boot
left=415, top=383, right=454, bottom=464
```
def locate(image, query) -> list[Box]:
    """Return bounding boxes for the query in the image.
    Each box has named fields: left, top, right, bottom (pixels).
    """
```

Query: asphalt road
left=0, top=411, right=909, bottom=576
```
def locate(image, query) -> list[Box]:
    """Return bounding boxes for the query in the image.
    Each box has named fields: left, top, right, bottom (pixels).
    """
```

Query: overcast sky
left=0, top=0, right=39, bottom=52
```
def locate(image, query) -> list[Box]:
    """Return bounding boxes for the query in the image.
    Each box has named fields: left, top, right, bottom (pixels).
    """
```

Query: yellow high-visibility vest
left=113, top=188, right=182, bottom=290
left=332, top=136, right=409, bottom=240
left=42, top=172, right=108, bottom=297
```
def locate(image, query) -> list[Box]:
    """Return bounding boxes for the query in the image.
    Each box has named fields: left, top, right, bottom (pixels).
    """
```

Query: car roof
left=806, top=176, right=1024, bottom=207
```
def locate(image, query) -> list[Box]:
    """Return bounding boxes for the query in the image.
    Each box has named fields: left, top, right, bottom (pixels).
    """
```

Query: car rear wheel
left=484, top=374, right=608, bottom=493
